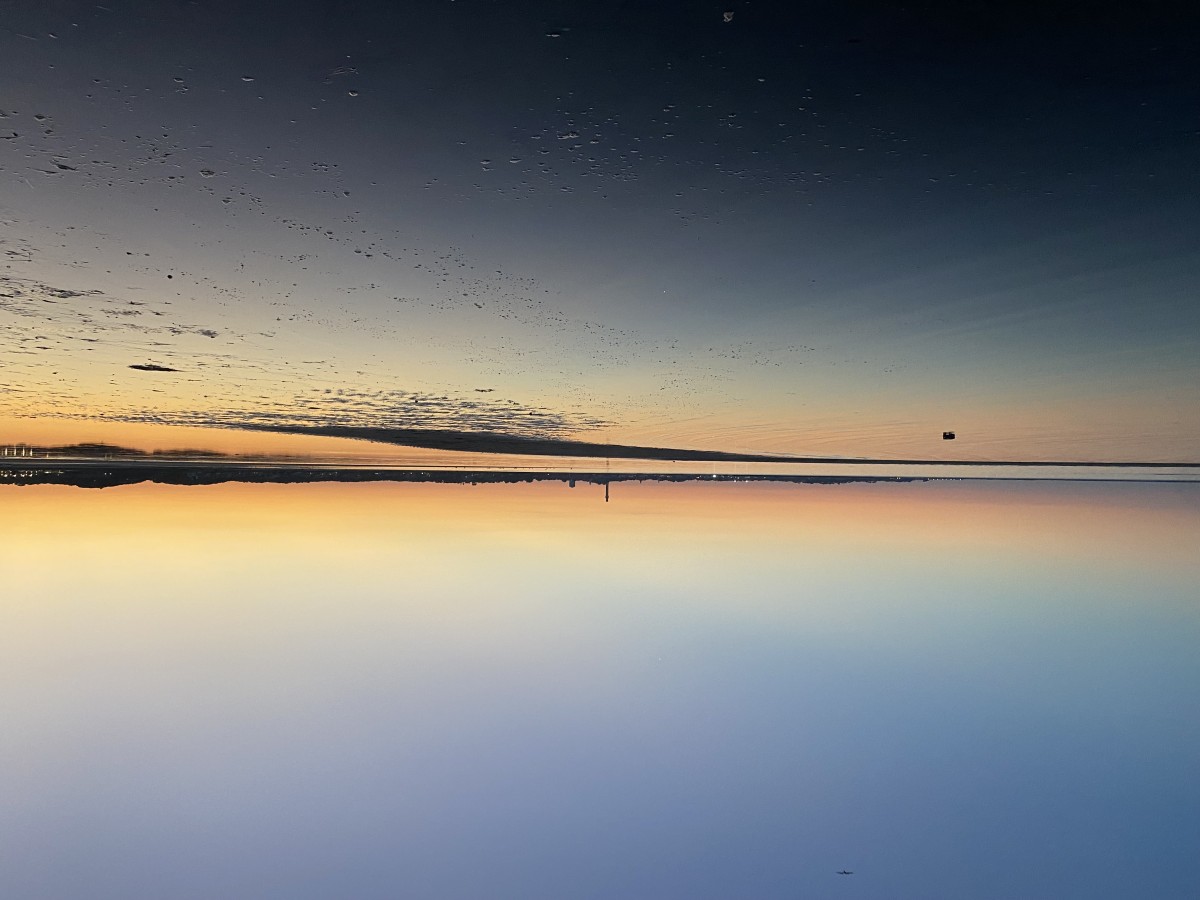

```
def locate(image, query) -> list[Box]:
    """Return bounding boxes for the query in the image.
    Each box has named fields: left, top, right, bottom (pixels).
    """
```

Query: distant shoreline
left=2, top=438, right=1198, bottom=469
left=2, top=458, right=1198, bottom=490
left=0, top=461, right=921, bottom=489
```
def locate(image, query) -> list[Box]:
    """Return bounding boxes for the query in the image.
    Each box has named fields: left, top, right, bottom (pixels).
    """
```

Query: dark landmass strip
left=248, top=424, right=803, bottom=462
left=0, top=461, right=923, bottom=490
left=3, top=439, right=1198, bottom=469
left=2, top=442, right=228, bottom=459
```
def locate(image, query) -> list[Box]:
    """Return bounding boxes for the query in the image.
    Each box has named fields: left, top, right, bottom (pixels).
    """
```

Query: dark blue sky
left=2, top=0, right=1198, bottom=458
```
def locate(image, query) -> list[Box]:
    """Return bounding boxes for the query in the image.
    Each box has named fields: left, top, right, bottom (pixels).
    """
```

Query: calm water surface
left=2, top=481, right=1198, bottom=899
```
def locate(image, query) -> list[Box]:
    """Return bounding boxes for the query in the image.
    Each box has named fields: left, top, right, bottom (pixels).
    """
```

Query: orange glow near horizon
left=6, top=412, right=1200, bottom=469
left=0, top=415, right=405, bottom=457
left=4, top=480, right=1198, bottom=578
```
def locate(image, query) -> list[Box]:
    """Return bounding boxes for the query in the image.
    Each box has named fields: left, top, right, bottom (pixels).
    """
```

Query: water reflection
left=2, top=482, right=1197, bottom=898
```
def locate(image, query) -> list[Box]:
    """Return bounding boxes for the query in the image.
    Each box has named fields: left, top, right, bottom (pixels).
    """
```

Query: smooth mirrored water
left=3, top=481, right=1197, bottom=899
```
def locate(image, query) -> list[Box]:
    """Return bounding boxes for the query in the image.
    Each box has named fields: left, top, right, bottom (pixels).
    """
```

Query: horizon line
left=2, top=430, right=1199, bottom=469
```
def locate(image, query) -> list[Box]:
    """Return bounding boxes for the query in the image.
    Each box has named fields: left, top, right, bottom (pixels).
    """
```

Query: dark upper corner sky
left=1, top=0, right=1198, bottom=459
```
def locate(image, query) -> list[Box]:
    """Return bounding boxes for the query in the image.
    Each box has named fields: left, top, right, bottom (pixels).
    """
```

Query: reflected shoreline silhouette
left=3, top=441, right=1198, bottom=489
left=4, top=458, right=1200, bottom=490
left=0, top=459, right=924, bottom=490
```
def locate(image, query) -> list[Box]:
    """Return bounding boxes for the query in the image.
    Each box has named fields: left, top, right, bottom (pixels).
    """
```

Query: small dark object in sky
left=837, top=870, right=854, bottom=875
left=129, top=363, right=179, bottom=372
left=943, top=431, right=956, bottom=440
